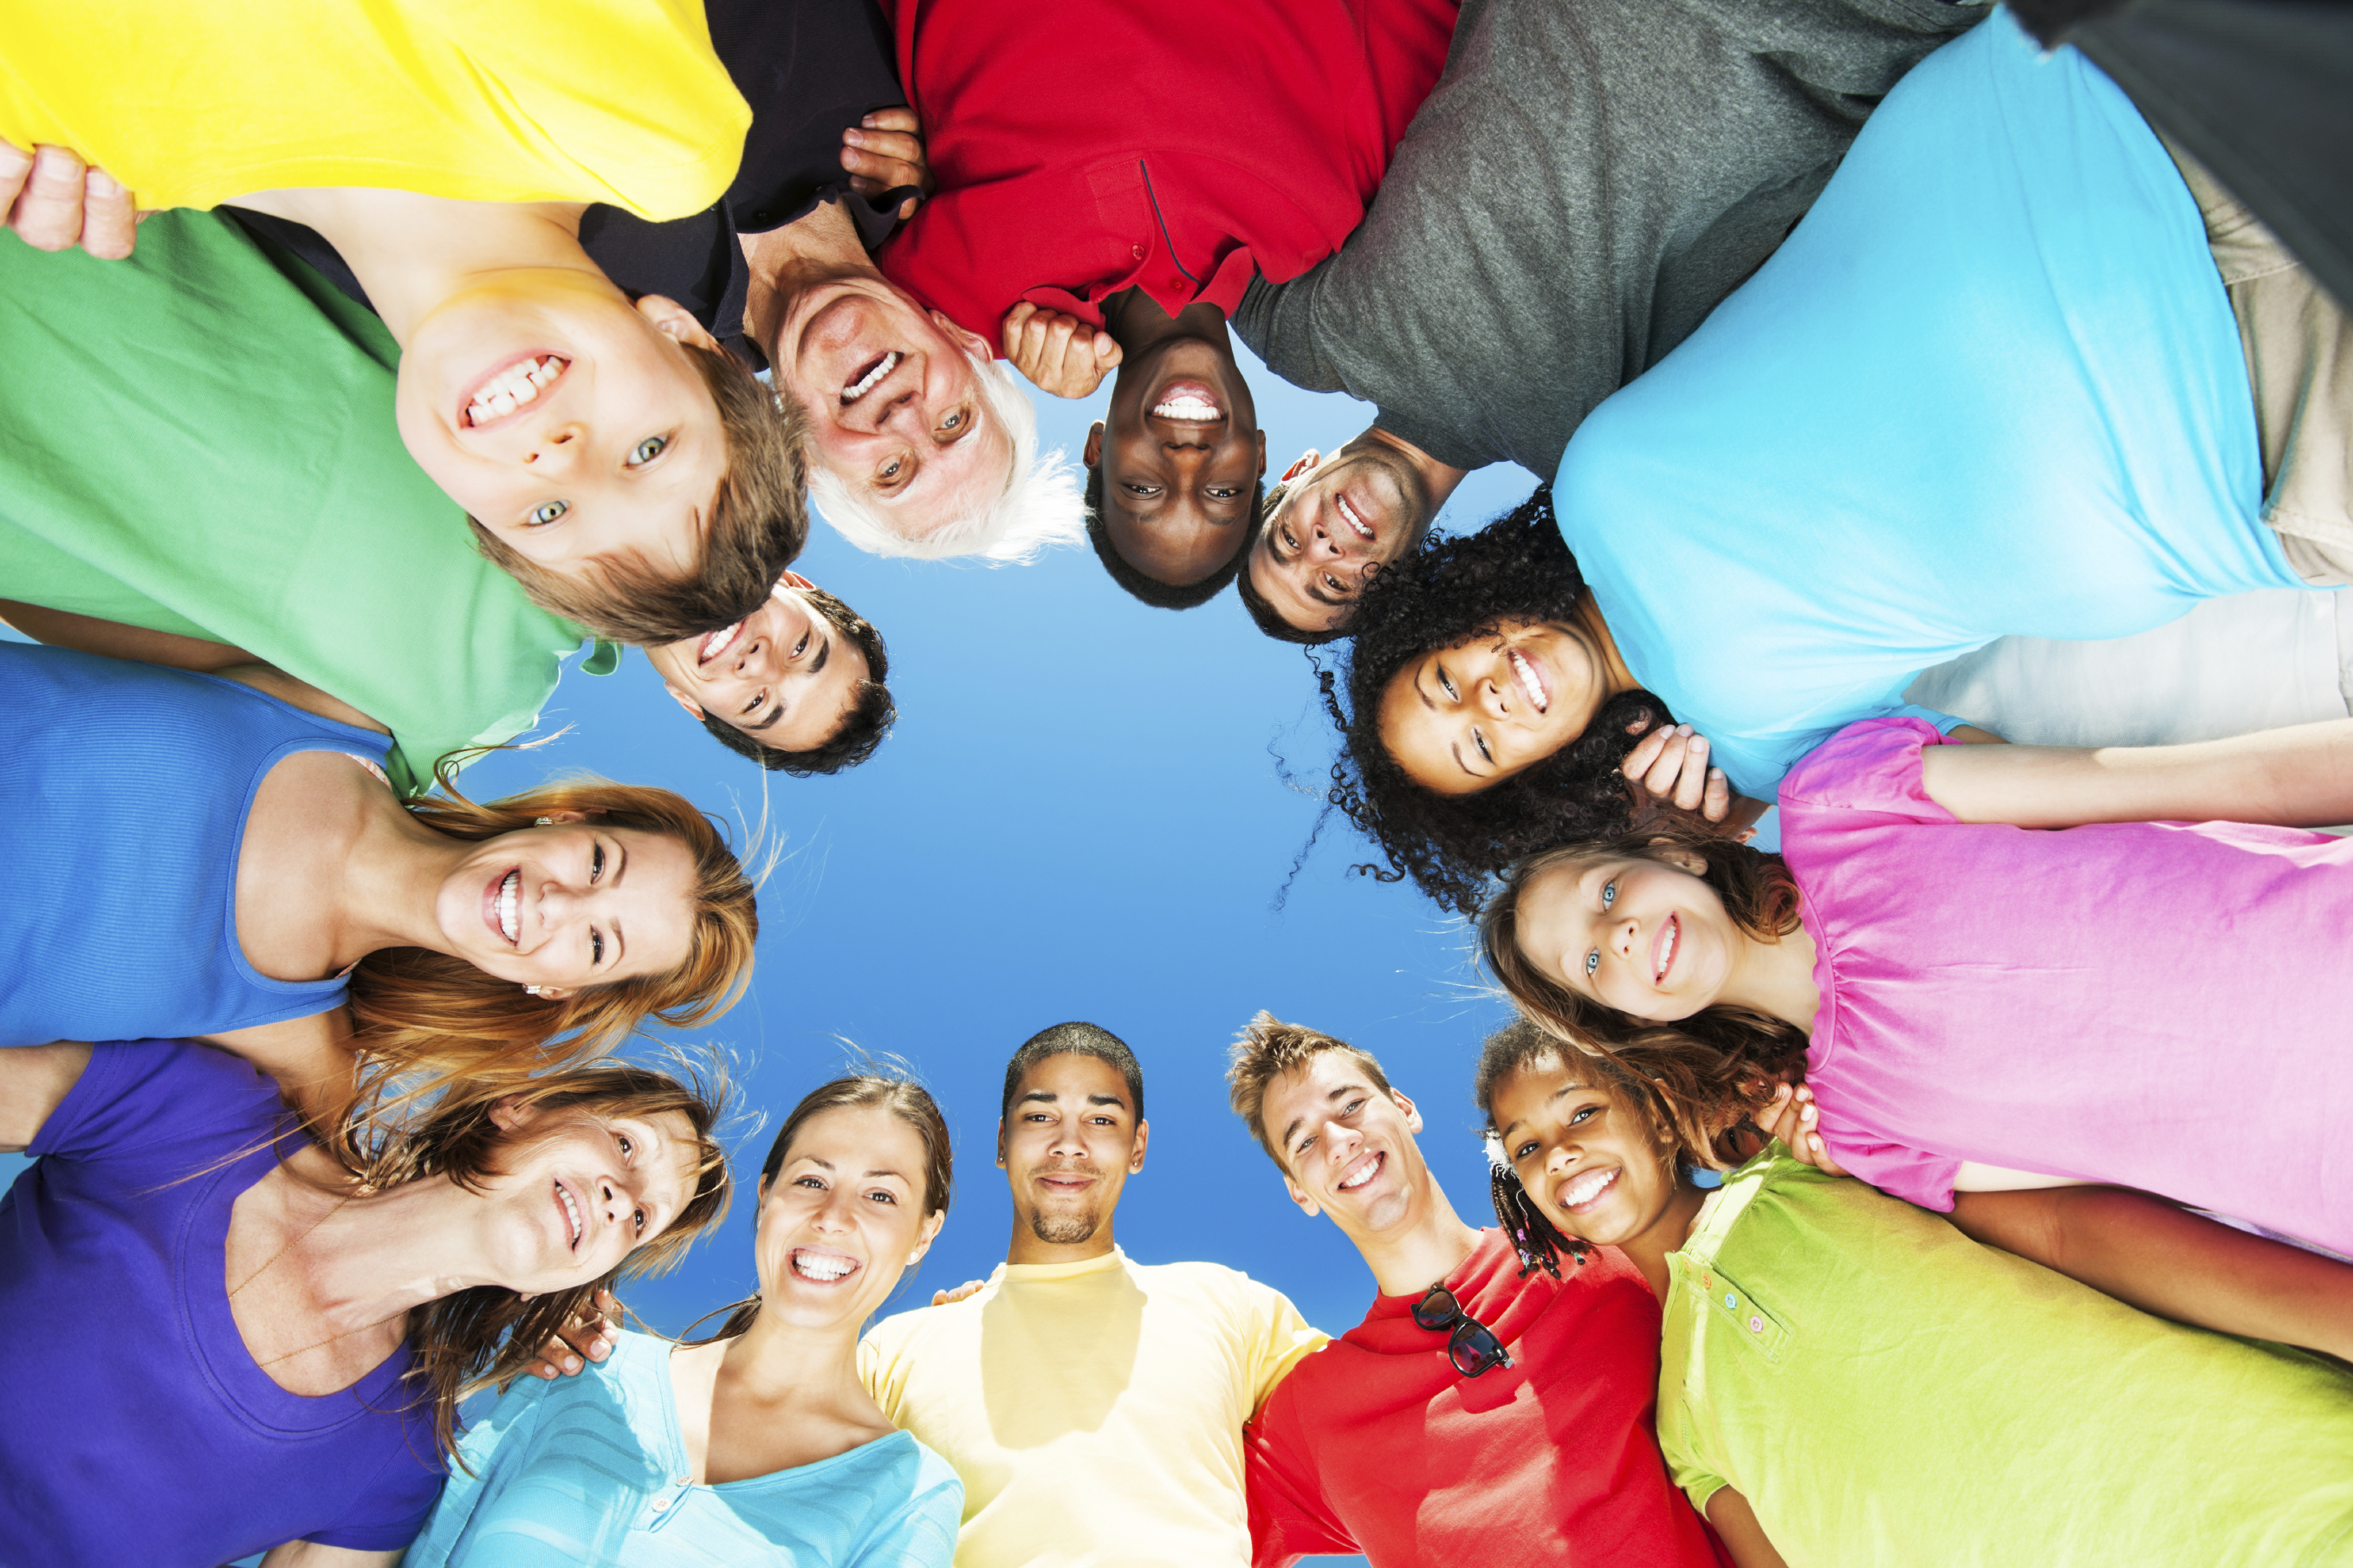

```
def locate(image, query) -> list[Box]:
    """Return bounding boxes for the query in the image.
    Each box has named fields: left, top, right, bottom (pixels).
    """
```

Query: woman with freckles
left=0, top=640, right=759, bottom=1134
left=1474, top=1022, right=2353, bottom=1568
left=405, top=1072, right=964, bottom=1567
left=1481, top=712, right=2353, bottom=1265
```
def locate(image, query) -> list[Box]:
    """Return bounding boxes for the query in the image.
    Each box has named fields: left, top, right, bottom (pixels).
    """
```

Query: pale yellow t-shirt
left=0, top=0, right=749, bottom=220
left=859, top=1248, right=1328, bottom=1568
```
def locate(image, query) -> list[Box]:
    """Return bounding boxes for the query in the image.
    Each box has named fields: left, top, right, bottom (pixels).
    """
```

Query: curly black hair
left=1083, top=458, right=1263, bottom=610
left=697, top=584, right=896, bottom=776
left=1321, top=487, right=1673, bottom=916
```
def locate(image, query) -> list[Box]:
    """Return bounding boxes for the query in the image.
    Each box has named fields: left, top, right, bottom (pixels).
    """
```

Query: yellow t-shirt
left=0, top=0, right=749, bottom=220
left=859, top=1248, right=1328, bottom=1568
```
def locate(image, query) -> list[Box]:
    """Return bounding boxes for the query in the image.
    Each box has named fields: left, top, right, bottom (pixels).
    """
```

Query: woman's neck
left=247, top=1150, right=515, bottom=1338
left=225, top=188, right=594, bottom=347
left=1717, top=918, right=1824, bottom=1034
left=1617, top=1180, right=1713, bottom=1301
left=742, top=199, right=878, bottom=356
left=678, top=1299, right=890, bottom=1483
left=1571, top=590, right=1642, bottom=703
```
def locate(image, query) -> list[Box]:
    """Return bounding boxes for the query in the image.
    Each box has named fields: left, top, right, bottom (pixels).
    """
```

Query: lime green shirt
left=0, top=215, right=613, bottom=795
left=1661, top=1152, right=2353, bottom=1566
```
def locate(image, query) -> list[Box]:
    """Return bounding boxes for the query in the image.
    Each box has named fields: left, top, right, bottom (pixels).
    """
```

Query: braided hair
left=1322, top=488, right=1673, bottom=916
left=1484, top=1131, right=1586, bottom=1280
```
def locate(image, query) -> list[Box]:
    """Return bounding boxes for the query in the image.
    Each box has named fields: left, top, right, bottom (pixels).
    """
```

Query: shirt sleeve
left=1235, top=1280, right=1331, bottom=1416
left=880, top=182, right=1108, bottom=340
left=1242, top=1378, right=1358, bottom=1567
left=395, top=1370, right=554, bottom=1566
left=1813, top=1128, right=1964, bottom=1213
left=1661, top=1397, right=1730, bottom=1519
left=1777, top=716, right=1961, bottom=825
left=29, top=1040, right=289, bottom=1173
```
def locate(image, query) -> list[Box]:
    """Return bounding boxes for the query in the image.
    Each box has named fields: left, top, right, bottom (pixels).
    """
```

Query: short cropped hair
left=810, top=347, right=1085, bottom=563
left=1225, top=1010, right=1396, bottom=1170
left=473, top=345, right=809, bottom=646
left=1082, top=460, right=1263, bottom=609
left=1233, top=479, right=1351, bottom=645
left=697, top=583, right=896, bottom=775
left=999, top=1021, right=1145, bottom=1123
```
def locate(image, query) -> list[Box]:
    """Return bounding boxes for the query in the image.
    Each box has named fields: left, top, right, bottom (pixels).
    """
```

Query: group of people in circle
left=3, top=0, right=2352, bottom=1561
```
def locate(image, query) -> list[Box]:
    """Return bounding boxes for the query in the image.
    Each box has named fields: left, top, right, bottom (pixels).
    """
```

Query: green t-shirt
left=0, top=215, right=615, bottom=795
left=1661, top=1152, right=2353, bottom=1566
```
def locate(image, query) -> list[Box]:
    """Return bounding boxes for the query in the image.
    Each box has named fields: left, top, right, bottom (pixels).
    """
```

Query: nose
left=596, top=1173, right=620, bottom=1228
left=811, top=1182, right=858, bottom=1232
left=522, top=421, right=585, bottom=472
left=1611, top=916, right=1639, bottom=962
left=1322, top=1119, right=1362, bottom=1168
left=1047, top=1119, right=1087, bottom=1158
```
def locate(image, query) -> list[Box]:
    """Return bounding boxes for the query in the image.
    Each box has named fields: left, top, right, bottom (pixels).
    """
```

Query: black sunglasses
left=1412, top=1284, right=1513, bottom=1378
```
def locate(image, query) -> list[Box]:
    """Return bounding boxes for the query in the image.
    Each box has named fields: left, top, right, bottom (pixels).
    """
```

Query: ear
left=1282, top=1174, right=1321, bottom=1219
left=531, top=986, right=575, bottom=1002
left=927, top=307, right=994, bottom=366
left=1254, top=427, right=1267, bottom=477
left=1127, top=1118, right=1150, bottom=1175
left=1646, top=838, right=1709, bottom=877
left=1280, top=449, right=1321, bottom=484
left=536, top=809, right=592, bottom=826
left=488, top=1094, right=532, bottom=1133
left=995, top=1120, right=1008, bottom=1170
left=636, top=294, right=722, bottom=353
left=1390, top=1088, right=1424, bottom=1136
left=906, top=1208, right=946, bottom=1266
left=775, top=570, right=816, bottom=594
left=661, top=682, right=707, bottom=722
left=1083, top=420, right=1105, bottom=469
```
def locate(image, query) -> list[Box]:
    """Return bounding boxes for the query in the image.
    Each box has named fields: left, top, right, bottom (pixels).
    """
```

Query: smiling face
left=775, top=281, right=1008, bottom=535
left=1258, top=1051, right=1429, bottom=1241
left=997, top=1053, right=1147, bottom=1251
left=434, top=817, right=700, bottom=998
left=394, top=275, right=724, bottom=578
left=1488, top=1053, right=1682, bottom=1254
left=645, top=572, right=870, bottom=751
left=1250, top=445, right=1432, bottom=633
left=753, top=1103, right=943, bottom=1331
left=1513, top=851, right=1747, bottom=1022
left=1378, top=618, right=1609, bottom=796
left=1086, top=338, right=1267, bottom=586
left=476, top=1100, right=703, bottom=1295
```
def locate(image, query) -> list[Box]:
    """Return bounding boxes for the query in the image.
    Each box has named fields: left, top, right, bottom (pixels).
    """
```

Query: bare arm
left=199, top=1010, right=359, bottom=1133
left=1950, top=1185, right=2353, bottom=1362
left=1704, top=1487, right=1789, bottom=1568
left=0, top=1042, right=94, bottom=1153
left=0, top=601, right=386, bottom=733
left=1918, top=717, right=2353, bottom=828
left=256, top=1542, right=401, bottom=1568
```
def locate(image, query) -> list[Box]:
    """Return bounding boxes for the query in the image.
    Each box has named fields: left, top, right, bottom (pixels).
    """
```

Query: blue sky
left=4, top=347, right=1542, bottom=1565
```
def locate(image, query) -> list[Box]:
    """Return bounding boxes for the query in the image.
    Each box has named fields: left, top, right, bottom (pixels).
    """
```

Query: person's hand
left=1001, top=302, right=1120, bottom=398
left=526, top=1287, right=623, bottom=1379
left=1, top=136, right=141, bottom=259
left=930, top=1279, right=986, bottom=1306
left=1753, top=1083, right=1849, bottom=1176
left=840, top=107, right=934, bottom=221
left=1622, top=722, right=1732, bottom=822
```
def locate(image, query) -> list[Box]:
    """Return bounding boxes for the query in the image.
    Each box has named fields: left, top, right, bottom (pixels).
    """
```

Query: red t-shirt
left=1245, top=1228, right=1731, bottom=1568
left=877, top=0, right=1458, bottom=334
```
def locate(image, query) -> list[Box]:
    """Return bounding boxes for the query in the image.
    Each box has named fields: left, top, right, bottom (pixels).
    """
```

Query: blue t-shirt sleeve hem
left=1891, top=701, right=1968, bottom=735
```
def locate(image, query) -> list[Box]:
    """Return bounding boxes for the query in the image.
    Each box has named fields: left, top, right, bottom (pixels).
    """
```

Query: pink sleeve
left=1812, top=1127, right=1963, bottom=1214
left=1778, top=717, right=1961, bottom=826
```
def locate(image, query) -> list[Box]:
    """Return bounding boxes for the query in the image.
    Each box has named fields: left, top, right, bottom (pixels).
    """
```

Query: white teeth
left=1336, top=496, right=1374, bottom=540
left=842, top=352, right=899, bottom=403
left=699, top=621, right=742, bottom=662
left=1656, top=917, right=1678, bottom=982
left=466, top=356, right=563, bottom=425
left=1151, top=395, right=1221, bottom=421
left=793, top=1250, right=857, bottom=1282
left=1562, top=1168, right=1616, bottom=1208
left=1338, top=1154, right=1381, bottom=1191
left=498, top=870, right=520, bottom=943
left=1509, top=650, right=1549, bottom=712
left=556, top=1182, right=582, bottom=1247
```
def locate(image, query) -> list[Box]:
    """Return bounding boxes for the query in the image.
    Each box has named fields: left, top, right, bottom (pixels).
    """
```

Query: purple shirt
left=1779, top=718, right=2353, bottom=1252
left=0, top=1040, right=443, bottom=1566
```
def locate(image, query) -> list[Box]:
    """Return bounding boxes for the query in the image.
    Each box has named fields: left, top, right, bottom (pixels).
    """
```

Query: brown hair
left=1479, top=828, right=1807, bottom=1166
left=341, top=769, right=759, bottom=1137
left=698, top=583, right=896, bottom=776
left=470, top=346, right=811, bottom=647
left=698, top=1070, right=955, bottom=1342
left=355, top=1053, right=736, bottom=1459
left=1224, top=1010, right=1396, bottom=1171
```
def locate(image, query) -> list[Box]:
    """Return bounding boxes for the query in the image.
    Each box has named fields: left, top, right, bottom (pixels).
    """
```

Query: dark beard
left=1027, top=1207, right=1101, bottom=1246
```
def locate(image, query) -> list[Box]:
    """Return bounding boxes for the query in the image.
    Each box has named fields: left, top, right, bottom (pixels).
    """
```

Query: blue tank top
left=0, top=644, right=393, bottom=1046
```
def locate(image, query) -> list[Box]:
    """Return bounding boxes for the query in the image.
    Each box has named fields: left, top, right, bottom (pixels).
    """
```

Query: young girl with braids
left=1474, top=1019, right=2353, bottom=1568
left=1481, top=711, right=2353, bottom=1267
left=0, top=1036, right=732, bottom=1567
left=408, top=1072, right=963, bottom=1566
left=0, top=640, right=760, bottom=1138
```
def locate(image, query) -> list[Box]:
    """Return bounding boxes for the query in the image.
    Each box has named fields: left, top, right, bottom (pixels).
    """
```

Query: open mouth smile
left=555, top=1178, right=585, bottom=1252
left=1151, top=379, right=1223, bottom=422
left=791, top=1247, right=862, bottom=1285
left=1337, top=1150, right=1384, bottom=1192
left=698, top=620, right=746, bottom=666
left=463, top=353, right=567, bottom=430
left=1509, top=650, right=1550, bottom=714
left=1557, top=1167, right=1618, bottom=1214
left=1335, top=494, right=1376, bottom=542
left=482, top=868, right=522, bottom=946
left=842, top=352, right=900, bottom=405
left=1652, top=914, right=1680, bottom=984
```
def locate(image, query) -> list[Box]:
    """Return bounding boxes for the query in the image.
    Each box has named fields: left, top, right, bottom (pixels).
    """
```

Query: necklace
left=229, top=1189, right=405, bottom=1371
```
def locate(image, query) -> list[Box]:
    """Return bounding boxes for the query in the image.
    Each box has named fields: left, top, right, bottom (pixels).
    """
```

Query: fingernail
left=844, top=129, right=865, bottom=145
left=589, top=1340, right=608, bottom=1358
left=1690, top=737, right=1707, bottom=750
left=87, top=169, right=120, bottom=197
left=1677, top=724, right=1693, bottom=736
left=565, top=1356, right=581, bottom=1372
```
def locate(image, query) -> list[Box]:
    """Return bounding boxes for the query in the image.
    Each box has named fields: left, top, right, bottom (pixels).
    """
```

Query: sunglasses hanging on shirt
left=1411, top=1284, right=1514, bottom=1378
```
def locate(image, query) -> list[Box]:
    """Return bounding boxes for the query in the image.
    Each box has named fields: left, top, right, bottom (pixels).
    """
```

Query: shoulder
left=32, top=1038, right=293, bottom=1167
left=1779, top=716, right=1948, bottom=823
left=863, top=1292, right=983, bottom=1360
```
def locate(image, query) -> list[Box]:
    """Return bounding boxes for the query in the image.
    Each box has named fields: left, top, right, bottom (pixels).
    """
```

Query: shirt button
left=1131, top=243, right=1145, bottom=260
left=1749, top=1315, right=1766, bottom=1333
left=1724, top=1293, right=1739, bottom=1309
left=651, top=1496, right=671, bottom=1512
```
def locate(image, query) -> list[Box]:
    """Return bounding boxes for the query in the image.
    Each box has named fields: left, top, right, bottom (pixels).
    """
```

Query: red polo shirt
left=1246, top=1228, right=1732, bottom=1568
left=877, top=0, right=1457, bottom=335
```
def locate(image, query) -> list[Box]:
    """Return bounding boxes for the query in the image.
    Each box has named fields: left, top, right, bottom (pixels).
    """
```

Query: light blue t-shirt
left=404, top=1332, right=963, bottom=1568
left=1551, top=7, right=2306, bottom=795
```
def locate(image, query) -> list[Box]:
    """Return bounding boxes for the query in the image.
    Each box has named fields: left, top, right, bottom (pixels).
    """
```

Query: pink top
left=1778, top=717, right=2353, bottom=1252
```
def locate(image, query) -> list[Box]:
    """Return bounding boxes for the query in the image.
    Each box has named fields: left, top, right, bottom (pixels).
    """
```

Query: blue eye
left=1585, top=949, right=1601, bottom=977
left=1602, top=880, right=1617, bottom=909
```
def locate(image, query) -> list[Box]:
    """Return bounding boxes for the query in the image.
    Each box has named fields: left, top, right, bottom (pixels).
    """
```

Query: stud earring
left=524, top=985, right=546, bottom=997
left=535, top=817, right=553, bottom=826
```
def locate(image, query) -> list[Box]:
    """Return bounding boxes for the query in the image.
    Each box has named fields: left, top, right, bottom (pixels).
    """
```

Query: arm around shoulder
left=0, top=1041, right=94, bottom=1153
left=258, top=1544, right=402, bottom=1568
left=1917, top=717, right=2353, bottom=828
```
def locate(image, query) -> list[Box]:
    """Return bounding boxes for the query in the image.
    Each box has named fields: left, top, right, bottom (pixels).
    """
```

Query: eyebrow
left=1016, top=1089, right=1129, bottom=1111
left=799, top=1157, right=908, bottom=1181
left=1280, top=1082, right=1370, bottom=1151
left=1495, top=1081, right=1586, bottom=1144
left=606, top=839, right=628, bottom=969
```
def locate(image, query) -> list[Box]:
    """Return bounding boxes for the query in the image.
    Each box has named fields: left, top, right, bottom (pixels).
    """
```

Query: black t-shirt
left=231, top=0, right=911, bottom=358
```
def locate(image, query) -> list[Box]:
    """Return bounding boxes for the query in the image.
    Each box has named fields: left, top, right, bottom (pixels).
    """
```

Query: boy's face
left=1489, top=1053, right=1679, bottom=1250
left=1085, top=335, right=1265, bottom=587
left=1257, top=1050, right=1429, bottom=1241
left=1248, top=442, right=1433, bottom=633
left=645, top=573, right=869, bottom=753
left=396, top=275, right=726, bottom=580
